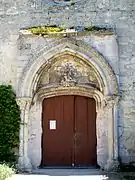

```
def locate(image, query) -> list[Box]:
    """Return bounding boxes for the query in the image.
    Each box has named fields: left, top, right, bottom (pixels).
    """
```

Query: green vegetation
left=0, top=163, right=15, bottom=180
left=28, top=25, right=65, bottom=35
left=0, top=85, right=21, bottom=163
left=27, top=25, right=110, bottom=37
left=84, top=26, right=107, bottom=31
left=71, top=2, right=75, bottom=6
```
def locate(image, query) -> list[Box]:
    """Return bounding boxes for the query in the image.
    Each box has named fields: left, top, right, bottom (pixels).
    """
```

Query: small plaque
left=49, top=120, right=56, bottom=130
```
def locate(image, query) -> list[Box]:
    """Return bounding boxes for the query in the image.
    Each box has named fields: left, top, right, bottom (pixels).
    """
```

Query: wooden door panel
left=74, top=96, right=89, bottom=166
left=87, top=98, right=97, bottom=164
left=62, top=96, right=74, bottom=165
left=42, top=95, right=97, bottom=167
left=74, top=96, right=97, bottom=166
left=42, top=96, right=62, bottom=166
left=42, top=96, right=74, bottom=166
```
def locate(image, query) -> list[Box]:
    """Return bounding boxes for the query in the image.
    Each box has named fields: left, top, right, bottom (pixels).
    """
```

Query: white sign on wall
left=49, top=120, right=56, bottom=130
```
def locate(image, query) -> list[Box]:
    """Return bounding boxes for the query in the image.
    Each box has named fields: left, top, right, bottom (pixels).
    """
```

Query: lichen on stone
left=84, top=26, right=108, bottom=31
left=26, top=25, right=112, bottom=37
left=28, top=25, right=65, bottom=35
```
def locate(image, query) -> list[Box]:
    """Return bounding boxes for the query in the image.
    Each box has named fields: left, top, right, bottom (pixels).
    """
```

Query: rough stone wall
left=0, top=0, right=135, bottom=164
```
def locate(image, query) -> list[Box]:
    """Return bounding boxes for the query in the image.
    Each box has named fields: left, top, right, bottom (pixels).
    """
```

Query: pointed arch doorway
left=17, top=37, right=119, bottom=171
left=41, top=95, right=97, bottom=167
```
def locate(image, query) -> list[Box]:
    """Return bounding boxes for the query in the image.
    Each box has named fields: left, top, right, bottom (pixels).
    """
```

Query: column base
left=104, top=159, right=119, bottom=172
left=17, top=156, right=32, bottom=172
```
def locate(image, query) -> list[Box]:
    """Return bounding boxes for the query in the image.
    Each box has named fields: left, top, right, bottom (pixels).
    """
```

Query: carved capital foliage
left=107, top=95, right=120, bottom=104
left=103, top=95, right=120, bottom=108
left=16, top=98, right=32, bottom=112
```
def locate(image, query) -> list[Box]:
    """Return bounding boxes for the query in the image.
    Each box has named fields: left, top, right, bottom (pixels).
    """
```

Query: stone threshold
left=31, top=167, right=103, bottom=175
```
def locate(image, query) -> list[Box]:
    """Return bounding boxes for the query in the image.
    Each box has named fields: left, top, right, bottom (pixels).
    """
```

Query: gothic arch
left=17, top=38, right=118, bottom=98
left=16, top=38, right=119, bottom=171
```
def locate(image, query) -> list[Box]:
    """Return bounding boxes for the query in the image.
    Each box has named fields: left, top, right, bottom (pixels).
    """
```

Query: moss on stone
left=85, top=26, right=107, bottom=31
left=28, top=26, right=65, bottom=35
left=27, top=25, right=111, bottom=37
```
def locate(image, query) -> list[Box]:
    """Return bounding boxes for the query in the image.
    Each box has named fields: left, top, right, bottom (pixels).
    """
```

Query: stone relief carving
left=37, top=56, right=100, bottom=89
left=55, top=62, right=78, bottom=86
left=16, top=98, right=32, bottom=111
left=17, top=38, right=118, bottom=97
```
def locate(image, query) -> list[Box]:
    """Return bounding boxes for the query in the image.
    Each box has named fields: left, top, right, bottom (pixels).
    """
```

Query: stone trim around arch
left=16, top=38, right=119, bottom=172
left=17, top=38, right=118, bottom=98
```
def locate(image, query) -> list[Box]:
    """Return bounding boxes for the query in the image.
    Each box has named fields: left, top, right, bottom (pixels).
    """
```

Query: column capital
left=16, top=97, right=32, bottom=111
left=104, top=95, right=120, bottom=108
left=107, top=94, right=119, bottom=102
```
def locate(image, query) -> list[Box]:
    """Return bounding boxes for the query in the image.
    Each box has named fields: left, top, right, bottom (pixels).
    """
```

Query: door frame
left=17, top=37, right=119, bottom=171
left=41, top=95, right=97, bottom=167
left=17, top=85, right=119, bottom=171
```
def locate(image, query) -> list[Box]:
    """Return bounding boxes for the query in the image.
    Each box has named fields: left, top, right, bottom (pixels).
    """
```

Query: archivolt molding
left=32, top=84, right=103, bottom=112
left=16, top=37, right=120, bottom=171
left=17, top=38, right=118, bottom=98
left=35, top=85, right=103, bottom=100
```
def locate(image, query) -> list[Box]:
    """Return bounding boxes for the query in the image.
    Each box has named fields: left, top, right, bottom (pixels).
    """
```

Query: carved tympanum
left=54, top=62, right=78, bottom=86
left=37, top=54, right=101, bottom=89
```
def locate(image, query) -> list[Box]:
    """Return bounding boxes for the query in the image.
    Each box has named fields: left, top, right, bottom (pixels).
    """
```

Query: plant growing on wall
left=27, top=25, right=110, bottom=37
left=0, top=85, right=21, bottom=163
left=28, top=25, right=65, bottom=35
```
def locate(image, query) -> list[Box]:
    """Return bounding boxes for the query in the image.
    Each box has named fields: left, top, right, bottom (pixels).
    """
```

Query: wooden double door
left=41, top=95, right=97, bottom=167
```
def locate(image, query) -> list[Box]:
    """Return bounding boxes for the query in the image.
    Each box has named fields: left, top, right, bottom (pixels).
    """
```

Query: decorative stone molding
left=103, top=95, right=120, bottom=108
left=16, top=98, right=32, bottom=114
left=103, top=95, right=120, bottom=171
left=35, top=85, right=104, bottom=103
left=16, top=98, right=32, bottom=171
left=17, top=38, right=118, bottom=97
left=16, top=37, right=119, bottom=171
left=37, top=54, right=101, bottom=91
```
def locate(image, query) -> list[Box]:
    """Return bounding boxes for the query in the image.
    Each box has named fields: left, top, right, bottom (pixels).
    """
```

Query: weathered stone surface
left=0, top=0, right=135, bottom=170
